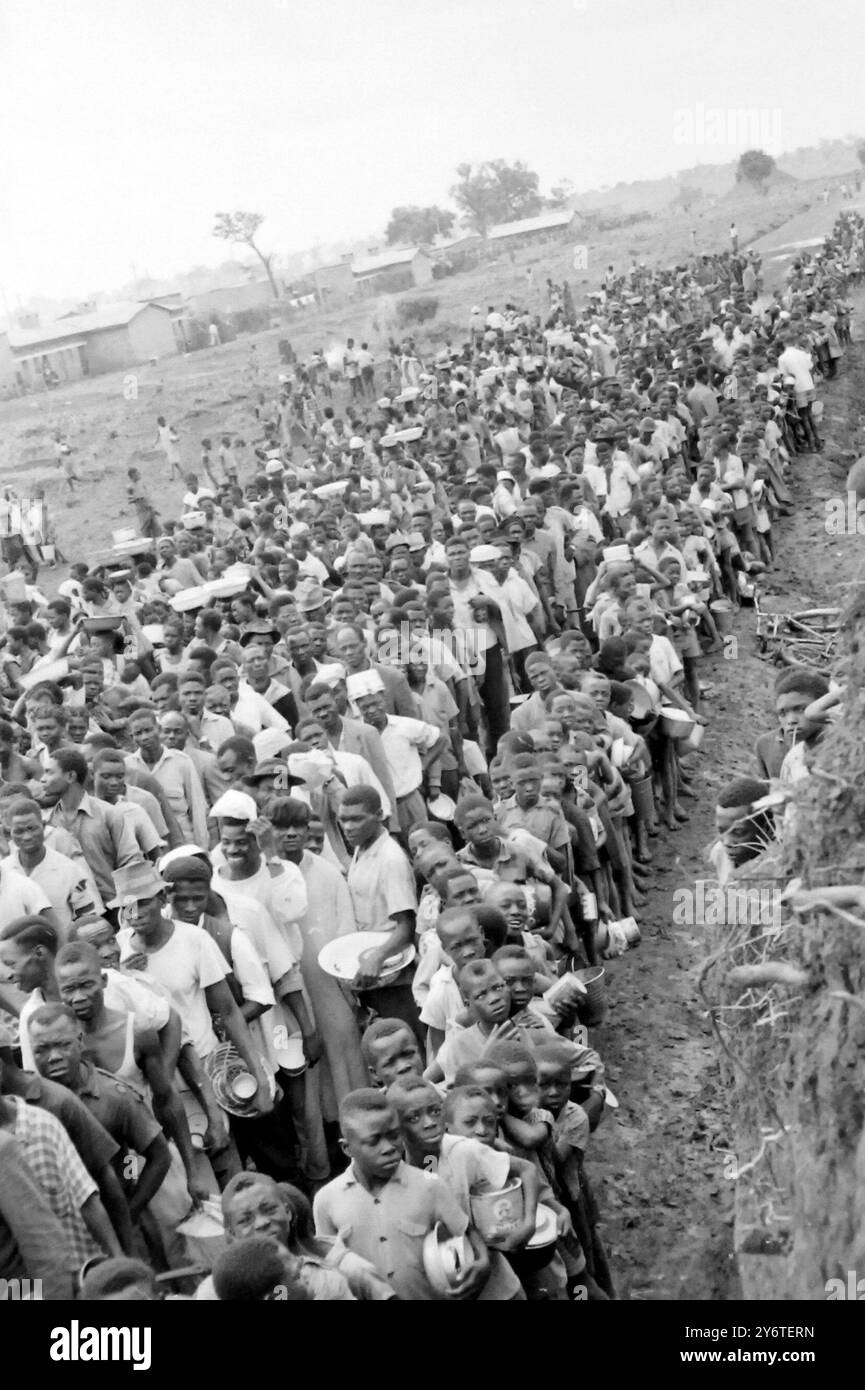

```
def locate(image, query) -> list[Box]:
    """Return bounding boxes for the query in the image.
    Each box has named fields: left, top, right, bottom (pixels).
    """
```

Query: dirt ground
left=1, top=195, right=859, bottom=1302
left=588, top=290, right=864, bottom=1303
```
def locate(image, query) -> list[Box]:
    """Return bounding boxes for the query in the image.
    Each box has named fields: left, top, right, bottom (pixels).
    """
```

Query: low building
left=142, top=292, right=190, bottom=351
left=186, top=280, right=277, bottom=319
left=429, top=232, right=483, bottom=258
left=486, top=209, right=580, bottom=244
left=309, top=258, right=355, bottom=303
left=0, top=301, right=179, bottom=390
left=351, top=246, right=433, bottom=289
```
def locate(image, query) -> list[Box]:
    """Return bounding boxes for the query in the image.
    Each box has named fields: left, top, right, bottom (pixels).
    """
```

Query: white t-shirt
left=380, top=715, right=440, bottom=798
left=209, top=866, right=301, bottom=986
left=0, top=864, right=52, bottom=922
left=210, top=857, right=306, bottom=966
left=777, top=346, right=814, bottom=395
left=117, top=919, right=230, bottom=1059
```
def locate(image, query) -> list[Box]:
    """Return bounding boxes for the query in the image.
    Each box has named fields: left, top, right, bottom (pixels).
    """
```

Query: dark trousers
left=359, top=983, right=424, bottom=1049
left=478, top=641, right=511, bottom=753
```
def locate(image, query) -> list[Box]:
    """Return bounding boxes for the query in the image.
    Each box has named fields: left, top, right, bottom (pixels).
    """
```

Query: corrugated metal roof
left=352, top=247, right=424, bottom=277
left=430, top=233, right=482, bottom=254
left=8, top=301, right=169, bottom=350
left=487, top=210, right=575, bottom=240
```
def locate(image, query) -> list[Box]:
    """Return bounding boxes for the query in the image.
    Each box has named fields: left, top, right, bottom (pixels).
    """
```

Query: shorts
left=795, top=389, right=815, bottom=409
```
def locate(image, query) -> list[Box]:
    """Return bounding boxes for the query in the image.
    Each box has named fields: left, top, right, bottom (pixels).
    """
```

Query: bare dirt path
left=590, top=291, right=864, bottom=1302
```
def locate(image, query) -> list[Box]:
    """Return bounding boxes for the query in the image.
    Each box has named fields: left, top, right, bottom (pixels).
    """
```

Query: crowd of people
left=0, top=206, right=860, bottom=1303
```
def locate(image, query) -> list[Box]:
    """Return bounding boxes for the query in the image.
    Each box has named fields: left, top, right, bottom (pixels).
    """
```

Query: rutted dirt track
left=590, top=288, right=865, bottom=1302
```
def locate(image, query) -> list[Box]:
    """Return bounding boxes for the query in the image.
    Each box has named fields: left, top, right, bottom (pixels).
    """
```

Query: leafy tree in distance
left=857, top=142, right=865, bottom=168
left=385, top=205, right=455, bottom=246
left=451, top=159, right=543, bottom=236
left=548, top=179, right=575, bottom=207
left=212, top=211, right=280, bottom=298
left=735, top=149, right=776, bottom=193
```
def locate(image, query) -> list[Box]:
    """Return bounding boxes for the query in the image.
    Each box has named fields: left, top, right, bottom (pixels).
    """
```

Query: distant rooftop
left=487, top=209, right=575, bottom=240
left=352, top=246, right=424, bottom=277
left=8, top=300, right=169, bottom=349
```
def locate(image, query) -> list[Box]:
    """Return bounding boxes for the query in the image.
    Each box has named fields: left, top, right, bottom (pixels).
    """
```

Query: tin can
left=470, top=1181, right=525, bottom=1241
left=543, top=973, right=586, bottom=1013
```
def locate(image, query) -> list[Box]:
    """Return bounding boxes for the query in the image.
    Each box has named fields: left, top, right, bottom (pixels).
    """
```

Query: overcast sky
left=1, top=0, right=863, bottom=301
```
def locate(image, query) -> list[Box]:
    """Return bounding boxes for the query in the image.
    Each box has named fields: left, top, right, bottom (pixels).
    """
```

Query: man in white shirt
left=777, top=334, right=822, bottom=451
left=294, top=716, right=392, bottom=818
left=113, top=863, right=271, bottom=1105
left=348, top=673, right=445, bottom=838
left=470, top=545, right=543, bottom=687
left=444, top=534, right=510, bottom=751
left=4, top=797, right=100, bottom=936
left=337, top=785, right=421, bottom=1040
left=211, top=659, right=290, bottom=738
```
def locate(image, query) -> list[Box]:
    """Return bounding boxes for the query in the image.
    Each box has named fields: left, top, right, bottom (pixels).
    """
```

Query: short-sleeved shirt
left=313, top=1160, right=466, bottom=1301
left=380, top=716, right=440, bottom=799
left=3, top=847, right=96, bottom=937
left=45, top=792, right=141, bottom=908
left=457, top=834, right=555, bottom=887
left=211, top=856, right=306, bottom=969
left=0, top=863, right=52, bottom=922
left=347, top=831, right=417, bottom=933
left=75, top=1063, right=163, bottom=1169
left=498, top=801, right=571, bottom=853
left=419, top=964, right=464, bottom=1034
left=434, top=1134, right=523, bottom=1300
left=117, top=919, right=230, bottom=1059
left=115, top=795, right=165, bottom=857
left=647, top=633, right=683, bottom=687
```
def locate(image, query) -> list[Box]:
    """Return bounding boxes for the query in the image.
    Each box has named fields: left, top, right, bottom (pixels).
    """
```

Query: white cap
left=313, top=661, right=347, bottom=688
left=470, top=544, right=502, bottom=564
left=210, top=790, right=258, bottom=822
left=158, top=844, right=208, bottom=875
left=345, top=670, right=385, bottom=701
left=253, top=729, right=293, bottom=762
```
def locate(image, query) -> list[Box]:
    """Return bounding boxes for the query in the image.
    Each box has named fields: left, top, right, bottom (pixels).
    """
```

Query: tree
left=735, top=149, right=776, bottom=192
left=451, top=159, right=543, bottom=237
left=857, top=142, right=865, bottom=168
left=212, top=211, right=280, bottom=299
left=385, top=205, right=455, bottom=246
left=547, top=179, right=575, bottom=208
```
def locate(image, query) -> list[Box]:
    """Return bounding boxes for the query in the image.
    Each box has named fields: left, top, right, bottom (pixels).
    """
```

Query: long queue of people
left=0, top=207, right=859, bottom=1303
